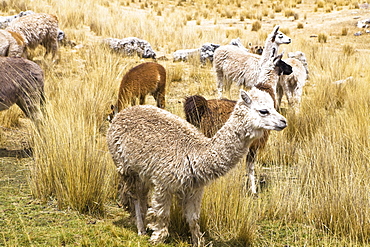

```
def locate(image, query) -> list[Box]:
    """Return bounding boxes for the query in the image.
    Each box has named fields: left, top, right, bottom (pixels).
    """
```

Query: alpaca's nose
left=277, top=118, right=287, bottom=130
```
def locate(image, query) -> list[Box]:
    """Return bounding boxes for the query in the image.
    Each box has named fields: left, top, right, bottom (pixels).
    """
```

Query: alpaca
left=6, top=13, right=59, bottom=59
left=214, top=25, right=291, bottom=98
left=248, top=42, right=264, bottom=55
left=0, top=57, right=44, bottom=122
left=107, top=85, right=287, bottom=245
left=276, top=51, right=309, bottom=112
left=108, top=62, right=166, bottom=122
left=0, top=30, right=26, bottom=57
left=184, top=53, right=290, bottom=194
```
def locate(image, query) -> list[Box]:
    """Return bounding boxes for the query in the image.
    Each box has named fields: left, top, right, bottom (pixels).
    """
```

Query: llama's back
left=107, top=105, right=207, bottom=189
left=214, top=45, right=260, bottom=89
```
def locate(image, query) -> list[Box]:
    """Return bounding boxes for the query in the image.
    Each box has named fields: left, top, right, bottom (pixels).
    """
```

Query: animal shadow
left=0, top=147, right=33, bottom=158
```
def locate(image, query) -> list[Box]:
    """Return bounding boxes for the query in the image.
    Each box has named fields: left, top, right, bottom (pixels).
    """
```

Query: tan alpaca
left=0, top=30, right=26, bottom=57
left=107, top=80, right=287, bottom=245
left=108, top=62, right=166, bottom=121
left=6, top=13, right=59, bottom=59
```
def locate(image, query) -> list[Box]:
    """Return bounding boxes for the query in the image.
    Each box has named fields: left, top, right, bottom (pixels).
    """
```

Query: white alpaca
left=214, top=25, right=291, bottom=98
left=277, top=51, right=309, bottom=112
left=107, top=86, right=287, bottom=245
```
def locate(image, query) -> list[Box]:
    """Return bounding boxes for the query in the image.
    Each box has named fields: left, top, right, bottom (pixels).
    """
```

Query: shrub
left=251, top=21, right=261, bottom=31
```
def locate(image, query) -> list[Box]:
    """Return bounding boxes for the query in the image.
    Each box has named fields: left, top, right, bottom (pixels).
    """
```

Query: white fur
left=214, top=25, right=291, bottom=98
left=277, top=51, right=309, bottom=112
left=107, top=87, right=287, bottom=246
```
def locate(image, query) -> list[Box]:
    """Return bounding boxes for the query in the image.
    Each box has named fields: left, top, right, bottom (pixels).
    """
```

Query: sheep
left=276, top=51, right=309, bottom=112
left=5, top=13, right=59, bottom=60
left=104, top=37, right=157, bottom=59
left=108, top=62, right=166, bottom=122
left=184, top=53, right=291, bottom=195
left=0, top=57, right=44, bottom=123
left=107, top=84, right=287, bottom=245
left=0, top=30, right=26, bottom=57
left=214, top=25, right=291, bottom=98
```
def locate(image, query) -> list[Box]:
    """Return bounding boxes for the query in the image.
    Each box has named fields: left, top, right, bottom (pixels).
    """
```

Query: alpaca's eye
left=259, top=109, right=269, bottom=116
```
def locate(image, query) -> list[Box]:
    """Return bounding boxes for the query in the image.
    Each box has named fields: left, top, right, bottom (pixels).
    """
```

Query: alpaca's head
left=257, top=53, right=292, bottom=85
left=270, top=25, right=291, bottom=45
left=238, top=88, right=287, bottom=131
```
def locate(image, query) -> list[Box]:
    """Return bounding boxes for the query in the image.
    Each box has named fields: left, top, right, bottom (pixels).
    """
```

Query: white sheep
left=6, top=13, right=59, bottom=60
left=107, top=85, right=287, bottom=245
left=172, top=48, right=200, bottom=62
left=214, top=25, right=291, bottom=98
left=276, top=51, right=309, bottom=112
left=104, top=37, right=157, bottom=59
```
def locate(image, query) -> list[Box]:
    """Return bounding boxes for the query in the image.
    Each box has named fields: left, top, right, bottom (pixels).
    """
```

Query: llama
left=277, top=51, right=309, bottom=112
left=107, top=85, right=287, bottom=245
left=0, top=57, right=44, bottom=123
left=6, top=13, right=59, bottom=60
left=0, top=30, right=26, bottom=57
left=184, top=53, right=290, bottom=195
left=108, top=62, right=166, bottom=122
left=214, top=25, right=291, bottom=98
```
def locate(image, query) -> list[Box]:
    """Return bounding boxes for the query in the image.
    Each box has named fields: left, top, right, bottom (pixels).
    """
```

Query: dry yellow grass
left=0, top=0, right=369, bottom=245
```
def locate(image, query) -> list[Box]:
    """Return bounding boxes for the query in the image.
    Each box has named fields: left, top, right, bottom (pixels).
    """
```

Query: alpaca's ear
left=271, top=25, right=280, bottom=41
left=111, top=104, right=114, bottom=110
left=240, top=90, right=252, bottom=105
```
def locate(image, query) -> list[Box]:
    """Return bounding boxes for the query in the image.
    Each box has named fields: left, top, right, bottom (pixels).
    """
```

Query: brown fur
left=116, top=62, right=166, bottom=112
left=248, top=43, right=264, bottom=55
left=6, top=13, right=59, bottom=59
left=0, top=57, right=45, bottom=122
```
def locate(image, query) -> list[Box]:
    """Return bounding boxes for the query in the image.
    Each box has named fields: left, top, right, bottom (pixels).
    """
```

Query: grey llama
left=214, top=25, right=291, bottom=98
left=0, top=57, right=44, bottom=123
left=107, top=85, right=287, bottom=245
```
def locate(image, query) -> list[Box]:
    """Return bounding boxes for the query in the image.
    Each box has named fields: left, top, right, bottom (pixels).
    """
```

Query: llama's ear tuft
left=240, top=89, right=252, bottom=105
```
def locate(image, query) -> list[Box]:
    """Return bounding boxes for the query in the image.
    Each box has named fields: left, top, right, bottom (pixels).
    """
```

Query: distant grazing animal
left=184, top=53, right=290, bottom=194
left=107, top=87, right=287, bottom=246
left=6, top=13, right=59, bottom=60
left=0, top=30, right=26, bottom=57
left=199, top=43, right=220, bottom=64
left=0, top=10, right=35, bottom=29
left=172, top=48, right=200, bottom=62
left=108, top=62, right=166, bottom=122
left=104, top=37, right=157, bottom=59
left=248, top=42, right=264, bottom=55
left=214, top=25, right=291, bottom=98
left=0, top=57, right=44, bottom=123
left=229, top=37, right=249, bottom=51
left=277, top=51, right=309, bottom=112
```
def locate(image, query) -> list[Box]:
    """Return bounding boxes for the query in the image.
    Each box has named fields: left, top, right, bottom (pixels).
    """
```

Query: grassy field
left=0, top=0, right=369, bottom=246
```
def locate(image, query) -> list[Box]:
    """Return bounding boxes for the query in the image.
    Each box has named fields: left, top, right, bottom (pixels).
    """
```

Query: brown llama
left=108, top=62, right=166, bottom=122
left=0, top=57, right=45, bottom=123
left=184, top=53, right=291, bottom=195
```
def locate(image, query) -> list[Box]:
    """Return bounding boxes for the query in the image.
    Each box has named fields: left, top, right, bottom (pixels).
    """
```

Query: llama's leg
left=147, top=186, right=171, bottom=244
left=276, top=81, right=284, bottom=110
left=139, top=94, right=146, bottom=105
left=180, top=188, right=205, bottom=246
left=215, top=70, right=224, bottom=98
left=246, top=148, right=258, bottom=195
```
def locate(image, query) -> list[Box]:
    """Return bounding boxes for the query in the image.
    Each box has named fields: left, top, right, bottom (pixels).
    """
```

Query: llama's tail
left=184, top=95, right=209, bottom=128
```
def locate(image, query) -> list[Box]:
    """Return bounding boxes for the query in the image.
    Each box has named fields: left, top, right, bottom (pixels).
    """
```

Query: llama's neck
left=259, top=40, right=278, bottom=67
left=194, top=103, right=261, bottom=183
left=256, top=67, right=279, bottom=96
